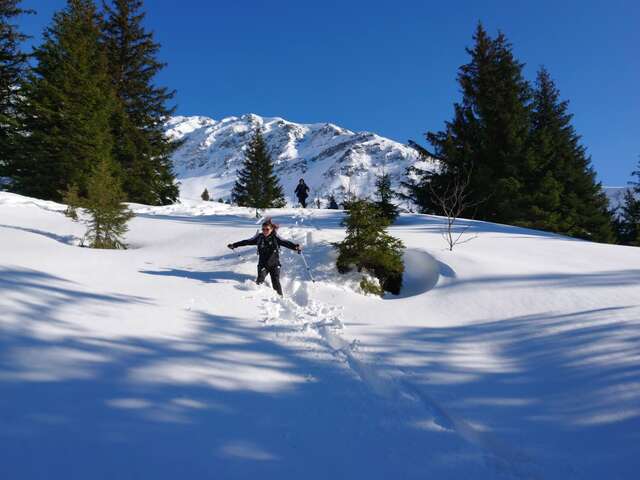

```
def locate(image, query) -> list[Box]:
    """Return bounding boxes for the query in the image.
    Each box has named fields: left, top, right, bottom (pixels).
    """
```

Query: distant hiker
left=227, top=219, right=301, bottom=296
left=295, top=178, right=310, bottom=208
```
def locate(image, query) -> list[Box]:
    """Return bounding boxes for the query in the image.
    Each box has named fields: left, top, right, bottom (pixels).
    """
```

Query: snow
left=604, top=186, right=635, bottom=212
left=165, top=113, right=432, bottom=207
left=1, top=191, right=639, bottom=479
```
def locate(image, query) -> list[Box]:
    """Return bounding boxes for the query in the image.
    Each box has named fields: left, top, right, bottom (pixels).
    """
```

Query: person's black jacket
left=231, top=232, right=299, bottom=268
left=295, top=182, right=310, bottom=199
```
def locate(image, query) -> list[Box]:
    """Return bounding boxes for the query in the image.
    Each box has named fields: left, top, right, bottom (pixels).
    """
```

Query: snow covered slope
left=166, top=114, right=432, bottom=205
left=604, top=186, right=634, bottom=212
left=1, top=191, right=640, bottom=479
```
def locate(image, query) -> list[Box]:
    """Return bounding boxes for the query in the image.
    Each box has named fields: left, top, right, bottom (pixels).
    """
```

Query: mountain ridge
left=166, top=113, right=433, bottom=206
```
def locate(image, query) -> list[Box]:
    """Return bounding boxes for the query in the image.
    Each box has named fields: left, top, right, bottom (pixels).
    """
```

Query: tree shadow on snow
left=0, top=224, right=80, bottom=246
left=371, top=305, right=640, bottom=477
left=0, top=266, right=480, bottom=480
left=139, top=268, right=254, bottom=284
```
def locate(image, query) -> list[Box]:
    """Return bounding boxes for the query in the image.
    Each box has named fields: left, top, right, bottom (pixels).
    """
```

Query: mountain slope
left=1, top=192, right=639, bottom=479
left=166, top=114, right=432, bottom=205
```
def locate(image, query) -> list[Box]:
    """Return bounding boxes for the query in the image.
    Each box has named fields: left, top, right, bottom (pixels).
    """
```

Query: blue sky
left=19, top=0, right=639, bottom=186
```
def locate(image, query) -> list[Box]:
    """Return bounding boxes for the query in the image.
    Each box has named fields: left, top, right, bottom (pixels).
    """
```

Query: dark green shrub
left=336, top=199, right=404, bottom=295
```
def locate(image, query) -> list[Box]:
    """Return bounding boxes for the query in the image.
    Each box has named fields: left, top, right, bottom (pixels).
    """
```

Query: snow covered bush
left=335, top=199, right=404, bottom=295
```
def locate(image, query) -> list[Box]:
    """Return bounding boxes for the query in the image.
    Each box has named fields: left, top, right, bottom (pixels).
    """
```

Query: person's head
left=261, top=219, right=277, bottom=235
left=299, top=178, right=305, bottom=184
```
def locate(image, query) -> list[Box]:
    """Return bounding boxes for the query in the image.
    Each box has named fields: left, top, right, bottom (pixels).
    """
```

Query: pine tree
left=336, top=199, right=404, bottom=295
left=200, top=187, right=210, bottom=201
left=83, top=156, right=134, bottom=248
left=231, top=128, right=285, bottom=209
left=61, top=183, right=81, bottom=220
left=375, top=172, right=399, bottom=223
left=102, top=0, right=179, bottom=205
left=13, top=0, right=116, bottom=201
left=411, top=24, right=533, bottom=224
left=526, top=67, right=613, bottom=242
left=0, top=0, right=32, bottom=179
left=615, top=159, right=640, bottom=245
left=327, top=194, right=339, bottom=209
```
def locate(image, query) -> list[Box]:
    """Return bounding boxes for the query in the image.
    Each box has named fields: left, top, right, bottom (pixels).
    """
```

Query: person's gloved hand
left=227, top=244, right=234, bottom=250
left=295, top=244, right=302, bottom=254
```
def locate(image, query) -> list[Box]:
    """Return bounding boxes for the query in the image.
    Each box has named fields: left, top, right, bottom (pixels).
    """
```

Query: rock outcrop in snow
left=166, top=114, right=433, bottom=206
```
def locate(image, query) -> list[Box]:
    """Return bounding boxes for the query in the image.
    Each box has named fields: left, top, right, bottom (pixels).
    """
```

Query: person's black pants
left=257, top=264, right=282, bottom=295
left=298, top=196, right=307, bottom=208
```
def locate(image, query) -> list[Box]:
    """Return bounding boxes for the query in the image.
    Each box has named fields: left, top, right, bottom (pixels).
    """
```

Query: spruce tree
left=411, top=24, right=533, bottom=224
left=615, top=159, right=640, bottom=245
left=375, top=172, right=399, bottom=223
left=83, top=156, right=134, bottom=248
left=102, top=0, right=179, bottom=205
left=231, top=128, right=285, bottom=209
left=526, top=67, right=613, bottom=242
left=13, top=0, right=116, bottom=201
left=200, top=187, right=209, bottom=201
left=0, top=0, right=32, bottom=179
left=336, top=199, right=404, bottom=295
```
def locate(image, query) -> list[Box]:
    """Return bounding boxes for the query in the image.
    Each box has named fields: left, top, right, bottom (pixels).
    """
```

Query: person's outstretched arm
left=276, top=235, right=301, bottom=253
left=228, top=234, right=259, bottom=249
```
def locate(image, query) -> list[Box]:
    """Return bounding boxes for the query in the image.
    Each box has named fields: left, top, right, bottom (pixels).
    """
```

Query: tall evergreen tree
left=526, top=67, right=613, bottom=242
left=614, top=158, right=640, bottom=245
left=102, top=0, right=179, bottom=205
left=12, top=0, right=116, bottom=200
left=375, top=172, right=398, bottom=223
left=0, top=0, right=32, bottom=178
left=231, top=128, right=285, bottom=209
left=410, top=24, right=533, bottom=224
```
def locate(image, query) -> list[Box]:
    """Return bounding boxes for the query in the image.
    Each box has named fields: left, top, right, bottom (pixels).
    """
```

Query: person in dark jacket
left=294, top=178, right=310, bottom=208
left=227, top=219, right=301, bottom=296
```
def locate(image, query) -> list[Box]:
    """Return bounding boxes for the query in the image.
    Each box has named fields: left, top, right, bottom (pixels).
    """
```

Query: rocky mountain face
left=166, top=113, right=433, bottom=207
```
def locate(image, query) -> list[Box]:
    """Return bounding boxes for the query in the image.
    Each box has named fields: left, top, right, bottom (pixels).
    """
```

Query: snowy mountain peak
left=167, top=113, right=433, bottom=204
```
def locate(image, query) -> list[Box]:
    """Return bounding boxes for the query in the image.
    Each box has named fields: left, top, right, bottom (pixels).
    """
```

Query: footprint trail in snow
left=251, top=210, right=543, bottom=479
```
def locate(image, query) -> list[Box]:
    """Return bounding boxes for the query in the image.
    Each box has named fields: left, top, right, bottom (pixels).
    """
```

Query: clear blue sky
left=19, top=0, right=639, bottom=186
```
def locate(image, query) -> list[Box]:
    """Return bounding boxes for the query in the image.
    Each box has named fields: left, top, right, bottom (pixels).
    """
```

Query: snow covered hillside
left=166, top=114, right=432, bottom=205
left=604, top=186, right=635, bottom=212
left=1, top=191, right=639, bottom=479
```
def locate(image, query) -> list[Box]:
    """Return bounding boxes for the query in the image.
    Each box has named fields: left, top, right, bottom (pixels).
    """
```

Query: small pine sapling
left=83, top=157, right=134, bottom=249
left=335, top=199, right=404, bottom=295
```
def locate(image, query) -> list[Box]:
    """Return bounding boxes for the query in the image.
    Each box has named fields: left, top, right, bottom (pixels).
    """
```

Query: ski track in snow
left=240, top=209, right=541, bottom=479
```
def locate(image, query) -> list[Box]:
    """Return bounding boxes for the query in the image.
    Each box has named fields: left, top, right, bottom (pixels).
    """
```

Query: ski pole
left=299, top=251, right=315, bottom=283
left=228, top=245, right=245, bottom=262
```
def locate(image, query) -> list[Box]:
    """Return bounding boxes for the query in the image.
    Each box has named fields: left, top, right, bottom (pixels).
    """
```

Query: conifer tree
left=614, top=159, right=640, bottom=245
left=0, top=0, right=32, bottom=178
left=200, top=187, right=209, bottom=201
left=102, top=0, right=179, bottom=205
left=13, top=0, right=116, bottom=201
left=410, top=24, right=533, bottom=224
left=231, top=128, right=285, bottom=209
left=327, top=194, right=339, bottom=209
left=336, top=199, right=404, bottom=295
left=62, top=183, right=81, bottom=220
left=375, top=172, right=398, bottom=223
left=526, top=67, right=613, bottom=242
left=83, top=156, right=134, bottom=248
